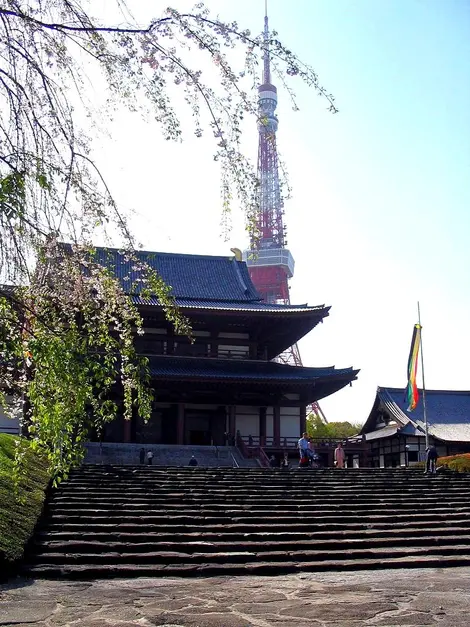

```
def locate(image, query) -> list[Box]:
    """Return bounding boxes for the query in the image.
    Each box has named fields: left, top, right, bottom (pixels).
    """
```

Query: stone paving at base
left=2, top=567, right=470, bottom=627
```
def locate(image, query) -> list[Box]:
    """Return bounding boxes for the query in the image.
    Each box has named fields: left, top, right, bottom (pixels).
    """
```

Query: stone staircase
left=23, top=466, right=470, bottom=578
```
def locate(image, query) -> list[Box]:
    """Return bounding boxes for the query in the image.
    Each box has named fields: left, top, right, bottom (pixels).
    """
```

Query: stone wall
left=83, top=442, right=247, bottom=467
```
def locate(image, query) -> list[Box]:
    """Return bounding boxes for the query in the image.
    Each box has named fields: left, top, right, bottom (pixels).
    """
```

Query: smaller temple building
left=361, top=386, right=470, bottom=467
left=94, top=247, right=358, bottom=448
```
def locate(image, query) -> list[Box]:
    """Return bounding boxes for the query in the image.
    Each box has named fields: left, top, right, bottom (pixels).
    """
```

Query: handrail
left=257, top=446, right=270, bottom=468
left=230, top=452, right=239, bottom=468
left=236, top=433, right=251, bottom=458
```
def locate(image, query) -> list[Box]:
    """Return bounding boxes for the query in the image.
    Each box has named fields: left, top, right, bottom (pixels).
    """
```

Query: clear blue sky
left=97, top=0, right=470, bottom=424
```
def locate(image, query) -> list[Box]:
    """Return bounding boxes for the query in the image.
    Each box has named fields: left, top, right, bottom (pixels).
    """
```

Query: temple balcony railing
left=138, top=348, right=252, bottom=360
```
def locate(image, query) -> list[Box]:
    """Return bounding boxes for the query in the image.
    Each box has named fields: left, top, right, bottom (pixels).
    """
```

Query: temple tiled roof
left=92, top=247, right=326, bottom=315
left=149, top=356, right=357, bottom=383
left=363, top=386, right=470, bottom=442
left=93, top=247, right=261, bottom=302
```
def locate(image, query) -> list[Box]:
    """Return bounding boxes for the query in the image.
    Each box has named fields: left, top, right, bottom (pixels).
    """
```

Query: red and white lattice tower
left=242, top=9, right=327, bottom=423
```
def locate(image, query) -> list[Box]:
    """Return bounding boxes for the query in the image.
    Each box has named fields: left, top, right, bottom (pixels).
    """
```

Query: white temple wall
left=280, top=406, right=300, bottom=438
left=266, top=407, right=273, bottom=438
left=234, top=405, right=300, bottom=440
left=235, top=406, right=259, bottom=437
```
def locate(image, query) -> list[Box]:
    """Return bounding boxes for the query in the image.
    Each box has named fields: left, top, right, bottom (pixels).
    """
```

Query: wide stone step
left=43, top=510, right=470, bottom=527
left=57, top=482, right=470, bottom=496
left=56, top=485, right=428, bottom=493
left=54, top=482, right=470, bottom=492
left=23, top=553, right=470, bottom=579
left=44, top=503, right=470, bottom=517
left=46, top=498, right=470, bottom=512
left=59, top=484, right=469, bottom=495
left=50, top=487, right=470, bottom=503
left=37, top=519, right=470, bottom=539
left=33, top=533, right=470, bottom=556
left=34, top=524, right=470, bottom=544
left=68, top=470, right=470, bottom=487
left=26, top=543, right=470, bottom=566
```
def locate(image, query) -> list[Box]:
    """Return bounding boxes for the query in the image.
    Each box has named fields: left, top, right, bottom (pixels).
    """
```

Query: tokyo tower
left=242, top=8, right=327, bottom=423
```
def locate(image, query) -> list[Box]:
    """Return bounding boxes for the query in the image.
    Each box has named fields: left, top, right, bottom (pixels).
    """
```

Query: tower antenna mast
left=242, top=4, right=327, bottom=423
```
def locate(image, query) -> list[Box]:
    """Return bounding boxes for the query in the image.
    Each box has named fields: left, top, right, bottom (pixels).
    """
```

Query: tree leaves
left=307, top=414, right=363, bottom=440
left=0, top=172, right=26, bottom=219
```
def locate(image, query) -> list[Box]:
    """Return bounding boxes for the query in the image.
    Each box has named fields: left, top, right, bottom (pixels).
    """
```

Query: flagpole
left=417, top=301, right=429, bottom=448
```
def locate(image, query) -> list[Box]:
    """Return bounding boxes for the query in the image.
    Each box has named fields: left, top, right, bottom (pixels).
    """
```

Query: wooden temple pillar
left=259, top=407, right=267, bottom=447
left=176, top=402, right=185, bottom=445
left=299, top=404, right=307, bottom=436
left=166, top=333, right=175, bottom=356
left=249, top=341, right=258, bottom=359
left=327, top=448, right=335, bottom=468
left=228, top=405, right=236, bottom=442
left=273, top=405, right=281, bottom=447
left=360, top=441, right=369, bottom=468
left=123, top=418, right=132, bottom=443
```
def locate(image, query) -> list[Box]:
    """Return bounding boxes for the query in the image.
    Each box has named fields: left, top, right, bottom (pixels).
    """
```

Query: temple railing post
left=259, top=406, right=267, bottom=447
left=273, top=406, right=280, bottom=447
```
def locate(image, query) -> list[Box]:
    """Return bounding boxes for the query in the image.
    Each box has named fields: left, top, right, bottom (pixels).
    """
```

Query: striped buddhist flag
left=405, top=324, right=421, bottom=411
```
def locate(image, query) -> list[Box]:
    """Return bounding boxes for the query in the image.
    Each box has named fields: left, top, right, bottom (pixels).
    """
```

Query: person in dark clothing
left=139, top=448, right=145, bottom=465
left=147, top=450, right=154, bottom=465
left=425, top=445, right=438, bottom=474
left=188, top=455, right=198, bottom=466
left=269, top=455, right=277, bottom=468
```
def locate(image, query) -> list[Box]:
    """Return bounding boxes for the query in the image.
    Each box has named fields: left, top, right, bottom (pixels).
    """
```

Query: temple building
left=96, top=247, right=358, bottom=448
left=361, top=386, right=470, bottom=467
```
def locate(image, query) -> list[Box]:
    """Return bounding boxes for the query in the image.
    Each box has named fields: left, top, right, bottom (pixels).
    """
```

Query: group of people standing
left=298, top=432, right=346, bottom=468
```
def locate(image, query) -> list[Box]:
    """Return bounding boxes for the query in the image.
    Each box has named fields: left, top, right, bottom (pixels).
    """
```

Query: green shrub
left=446, top=456, right=470, bottom=473
left=437, top=452, right=470, bottom=466
left=0, top=433, right=50, bottom=566
left=413, top=453, right=470, bottom=473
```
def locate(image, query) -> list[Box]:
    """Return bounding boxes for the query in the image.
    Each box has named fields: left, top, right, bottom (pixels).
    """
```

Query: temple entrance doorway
left=189, top=430, right=211, bottom=445
left=185, top=407, right=226, bottom=446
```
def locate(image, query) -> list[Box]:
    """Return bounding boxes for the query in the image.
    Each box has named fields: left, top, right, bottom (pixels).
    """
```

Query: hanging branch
left=0, top=0, right=337, bottom=477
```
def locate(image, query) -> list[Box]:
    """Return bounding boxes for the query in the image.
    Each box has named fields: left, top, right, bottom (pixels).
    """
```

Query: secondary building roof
left=362, top=386, right=470, bottom=443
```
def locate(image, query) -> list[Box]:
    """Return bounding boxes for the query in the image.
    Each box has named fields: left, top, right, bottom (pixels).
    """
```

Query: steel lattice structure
left=243, top=11, right=327, bottom=423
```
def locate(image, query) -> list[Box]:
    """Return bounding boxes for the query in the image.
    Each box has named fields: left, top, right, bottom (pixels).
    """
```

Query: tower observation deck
left=242, top=9, right=327, bottom=423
